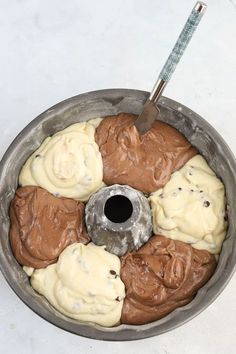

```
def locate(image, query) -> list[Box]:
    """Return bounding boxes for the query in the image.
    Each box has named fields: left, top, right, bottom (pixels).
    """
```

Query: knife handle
left=150, top=2, right=207, bottom=102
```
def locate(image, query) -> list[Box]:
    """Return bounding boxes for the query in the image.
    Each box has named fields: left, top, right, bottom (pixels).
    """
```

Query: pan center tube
left=104, top=195, right=133, bottom=223
left=85, top=184, right=152, bottom=256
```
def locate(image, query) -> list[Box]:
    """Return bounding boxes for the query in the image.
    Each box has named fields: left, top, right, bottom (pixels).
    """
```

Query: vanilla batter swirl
left=19, top=119, right=103, bottom=201
left=150, top=155, right=227, bottom=254
left=30, top=243, right=125, bottom=327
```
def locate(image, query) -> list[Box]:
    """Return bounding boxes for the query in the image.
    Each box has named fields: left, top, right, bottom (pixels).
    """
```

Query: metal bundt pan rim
left=0, top=88, right=236, bottom=341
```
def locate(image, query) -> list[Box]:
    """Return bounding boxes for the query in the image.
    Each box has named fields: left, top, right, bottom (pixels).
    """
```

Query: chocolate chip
left=178, top=187, right=182, bottom=191
left=115, top=296, right=121, bottom=302
left=190, top=189, right=194, bottom=192
left=189, top=172, right=192, bottom=176
left=200, top=190, right=203, bottom=193
left=203, top=201, right=210, bottom=207
left=159, top=193, right=164, bottom=199
left=110, top=270, right=116, bottom=275
left=35, top=154, right=41, bottom=158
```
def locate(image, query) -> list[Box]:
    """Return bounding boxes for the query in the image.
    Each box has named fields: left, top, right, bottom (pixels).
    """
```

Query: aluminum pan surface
left=0, top=89, right=236, bottom=340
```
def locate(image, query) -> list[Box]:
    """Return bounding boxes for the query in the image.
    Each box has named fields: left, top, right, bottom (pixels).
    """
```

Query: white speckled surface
left=0, top=0, right=236, bottom=353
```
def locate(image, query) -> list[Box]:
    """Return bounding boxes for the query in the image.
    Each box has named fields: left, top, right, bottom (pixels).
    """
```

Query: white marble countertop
left=1, top=0, right=236, bottom=353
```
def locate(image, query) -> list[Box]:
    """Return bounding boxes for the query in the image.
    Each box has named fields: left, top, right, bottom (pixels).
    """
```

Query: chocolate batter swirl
left=95, top=113, right=197, bottom=193
left=10, top=186, right=90, bottom=268
left=121, top=235, right=216, bottom=325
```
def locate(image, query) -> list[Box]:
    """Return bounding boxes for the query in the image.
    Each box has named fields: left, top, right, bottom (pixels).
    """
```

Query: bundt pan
left=0, top=89, right=236, bottom=341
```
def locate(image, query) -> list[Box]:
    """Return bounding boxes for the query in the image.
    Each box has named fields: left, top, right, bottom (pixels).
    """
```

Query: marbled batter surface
left=11, top=118, right=224, bottom=326
left=10, top=186, right=90, bottom=268
left=95, top=113, right=197, bottom=194
left=121, top=235, right=216, bottom=325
